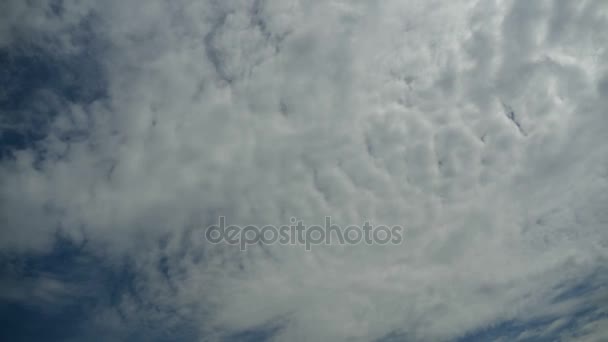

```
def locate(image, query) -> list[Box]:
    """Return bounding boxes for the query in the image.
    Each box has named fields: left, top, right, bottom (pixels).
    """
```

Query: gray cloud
left=1, top=0, right=607, bottom=341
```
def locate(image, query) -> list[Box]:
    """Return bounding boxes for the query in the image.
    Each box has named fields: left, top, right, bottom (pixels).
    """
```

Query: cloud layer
left=1, top=0, right=607, bottom=341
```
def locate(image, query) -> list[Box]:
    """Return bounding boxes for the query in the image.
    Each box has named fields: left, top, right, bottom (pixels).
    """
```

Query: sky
left=1, top=0, right=607, bottom=341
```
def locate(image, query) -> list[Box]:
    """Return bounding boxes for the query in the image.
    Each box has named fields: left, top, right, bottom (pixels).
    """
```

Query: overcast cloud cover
left=1, top=0, right=607, bottom=341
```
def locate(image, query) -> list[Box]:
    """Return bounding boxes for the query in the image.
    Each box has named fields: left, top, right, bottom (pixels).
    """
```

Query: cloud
left=1, top=0, right=607, bottom=341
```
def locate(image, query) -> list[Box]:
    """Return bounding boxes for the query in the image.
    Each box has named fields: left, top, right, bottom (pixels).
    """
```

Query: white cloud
left=1, top=0, right=607, bottom=340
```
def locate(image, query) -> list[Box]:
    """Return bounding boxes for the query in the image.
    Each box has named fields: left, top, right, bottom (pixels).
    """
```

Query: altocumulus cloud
left=1, top=0, right=607, bottom=341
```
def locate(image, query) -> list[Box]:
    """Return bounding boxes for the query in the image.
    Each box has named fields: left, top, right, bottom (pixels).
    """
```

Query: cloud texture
left=1, top=0, right=607, bottom=341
